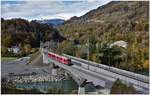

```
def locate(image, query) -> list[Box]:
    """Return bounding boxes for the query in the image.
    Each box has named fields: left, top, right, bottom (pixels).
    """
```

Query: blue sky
left=1, top=0, right=111, bottom=20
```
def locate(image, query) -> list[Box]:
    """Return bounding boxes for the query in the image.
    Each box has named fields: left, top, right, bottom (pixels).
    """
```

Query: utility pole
left=40, top=41, right=41, bottom=49
left=57, top=39, right=59, bottom=53
left=48, top=41, right=50, bottom=49
left=87, top=38, right=90, bottom=60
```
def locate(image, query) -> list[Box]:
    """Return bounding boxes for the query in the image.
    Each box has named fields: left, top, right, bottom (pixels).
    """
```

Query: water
left=16, top=79, right=78, bottom=93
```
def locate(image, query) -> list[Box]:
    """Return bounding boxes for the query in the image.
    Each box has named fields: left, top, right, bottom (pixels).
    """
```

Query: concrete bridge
left=42, top=48, right=149, bottom=94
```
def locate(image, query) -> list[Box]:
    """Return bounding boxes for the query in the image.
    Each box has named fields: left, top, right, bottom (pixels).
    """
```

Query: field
left=1, top=57, right=18, bottom=62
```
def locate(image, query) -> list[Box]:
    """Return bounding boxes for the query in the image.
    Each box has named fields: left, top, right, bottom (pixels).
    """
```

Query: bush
left=110, top=79, right=136, bottom=94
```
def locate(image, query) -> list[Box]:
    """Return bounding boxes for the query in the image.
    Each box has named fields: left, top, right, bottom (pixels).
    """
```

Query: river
left=16, top=79, right=78, bottom=93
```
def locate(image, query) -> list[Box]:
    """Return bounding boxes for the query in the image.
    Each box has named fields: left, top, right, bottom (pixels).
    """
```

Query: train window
left=67, top=59, right=71, bottom=63
left=52, top=55, right=55, bottom=58
left=61, top=58, right=64, bottom=63
left=65, top=59, right=69, bottom=63
left=48, top=54, right=51, bottom=57
left=57, top=56, right=60, bottom=61
left=63, top=60, right=67, bottom=64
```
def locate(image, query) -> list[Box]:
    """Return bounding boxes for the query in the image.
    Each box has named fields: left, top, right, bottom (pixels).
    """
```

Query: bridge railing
left=62, top=54, right=149, bottom=83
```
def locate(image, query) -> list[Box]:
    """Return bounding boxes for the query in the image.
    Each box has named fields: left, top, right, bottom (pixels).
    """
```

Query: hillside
left=59, top=1, right=148, bottom=41
left=1, top=18, right=64, bottom=47
left=65, top=1, right=148, bottom=23
left=1, top=18, right=65, bottom=56
left=57, top=1, right=149, bottom=73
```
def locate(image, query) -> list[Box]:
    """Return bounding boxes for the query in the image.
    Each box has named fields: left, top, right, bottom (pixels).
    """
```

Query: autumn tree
left=57, top=40, right=76, bottom=56
left=110, top=79, right=136, bottom=94
left=2, top=34, right=13, bottom=47
left=24, top=44, right=32, bottom=54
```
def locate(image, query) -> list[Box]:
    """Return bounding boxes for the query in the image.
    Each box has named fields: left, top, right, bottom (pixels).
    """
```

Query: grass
left=28, top=51, right=40, bottom=64
left=1, top=57, right=18, bottom=62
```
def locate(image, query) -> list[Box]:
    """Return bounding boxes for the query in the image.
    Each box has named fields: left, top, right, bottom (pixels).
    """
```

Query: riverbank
left=16, top=80, right=78, bottom=93
left=2, top=67, right=71, bottom=84
left=1, top=57, right=18, bottom=62
left=1, top=58, right=78, bottom=94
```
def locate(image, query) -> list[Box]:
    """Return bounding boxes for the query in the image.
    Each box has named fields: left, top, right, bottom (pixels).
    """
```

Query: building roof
left=110, top=40, right=128, bottom=48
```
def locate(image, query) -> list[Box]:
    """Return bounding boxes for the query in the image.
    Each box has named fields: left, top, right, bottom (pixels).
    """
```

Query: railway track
left=63, top=54, right=149, bottom=84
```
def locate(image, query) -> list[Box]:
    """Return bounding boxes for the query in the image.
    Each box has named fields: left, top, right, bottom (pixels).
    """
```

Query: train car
left=47, top=52, right=72, bottom=65
left=48, top=52, right=55, bottom=59
left=60, top=56, right=71, bottom=65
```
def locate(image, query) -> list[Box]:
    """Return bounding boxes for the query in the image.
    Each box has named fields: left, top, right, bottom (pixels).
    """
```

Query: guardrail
left=62, top=54, right=149, bottom=84
left=44, top=52, right=149, bottom=93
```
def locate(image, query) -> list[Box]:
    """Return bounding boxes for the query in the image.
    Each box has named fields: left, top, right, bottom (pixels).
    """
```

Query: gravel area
left=1, top=58, right=70, bottom=83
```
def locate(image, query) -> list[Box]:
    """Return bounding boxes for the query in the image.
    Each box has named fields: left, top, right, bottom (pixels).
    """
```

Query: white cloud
left=1, top=0, right=111, bottom=20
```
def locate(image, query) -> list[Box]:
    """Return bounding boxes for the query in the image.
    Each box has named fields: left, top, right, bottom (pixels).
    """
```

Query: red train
left=47, top=52, right=72, bottom=65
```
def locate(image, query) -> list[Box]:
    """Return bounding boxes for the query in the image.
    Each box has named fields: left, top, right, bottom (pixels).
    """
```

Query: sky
left=1, top=0, right=112, bottom=21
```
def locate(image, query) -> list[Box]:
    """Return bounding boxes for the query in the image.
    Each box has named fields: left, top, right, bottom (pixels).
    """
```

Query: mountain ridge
left=34, top=19, right=65, bottom=26
left=64, top=1, right=148, bottom=24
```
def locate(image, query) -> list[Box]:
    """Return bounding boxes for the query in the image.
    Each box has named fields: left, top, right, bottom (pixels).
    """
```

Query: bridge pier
left=52, top=69, right=57, bottom=76
left=42, top=50, right=50, bottom=64
left=78, top=86, right=85, bottom=94
left=43, top=54, right=49, bottom=64
left=95, top=85, right=110, bottom=94
left=96, top=88, right=110, bottom=94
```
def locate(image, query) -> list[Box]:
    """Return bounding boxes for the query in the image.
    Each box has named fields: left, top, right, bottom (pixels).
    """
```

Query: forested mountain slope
left=1, top=18, right=64, bottom=48
left=59, top=1, right=148, bottom=42
left=58, top=1, right=149, bottom=73
left=1, top=18, right=65, bottom=56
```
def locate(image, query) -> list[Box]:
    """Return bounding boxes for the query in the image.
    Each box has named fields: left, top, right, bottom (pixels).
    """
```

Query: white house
left=110, top=40, right=128, bottom=48
left=7, top=46, right=21, bottom=54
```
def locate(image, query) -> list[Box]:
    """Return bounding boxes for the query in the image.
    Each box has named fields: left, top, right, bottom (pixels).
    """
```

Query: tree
left=2, top=34, right=13, bottom=47
left=1, top=47, right=9, bottom=56
left=110, top=79, right=136, bottom=94
left=98, top=42, right=127, bottom=67
left=24, top=44, right=32, bottom=54
left=57, top=40, right=76, bottom=56
left=75, top=48, right=87, bottom=59
left=91, top=53, right=100, bottom=63
left=110, top=46, right=127, bottom=67
left=2, top=18, right=63, bottom=48
left=89, top=35, right=97, bottom=54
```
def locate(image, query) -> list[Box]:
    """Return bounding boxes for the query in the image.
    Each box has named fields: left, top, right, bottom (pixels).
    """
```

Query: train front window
left=67, top=59, right=71, bottom=63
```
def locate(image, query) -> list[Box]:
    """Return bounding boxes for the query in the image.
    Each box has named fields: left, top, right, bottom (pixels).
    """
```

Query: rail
left=62, top=54, right=149, bottom=83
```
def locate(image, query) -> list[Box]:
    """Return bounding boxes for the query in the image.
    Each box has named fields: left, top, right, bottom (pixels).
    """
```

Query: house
left=7, top=46, right=21, bottom=54
left=110, top=40, right=128, bottom=48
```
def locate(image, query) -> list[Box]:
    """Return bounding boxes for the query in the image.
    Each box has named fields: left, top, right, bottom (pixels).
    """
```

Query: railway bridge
left=42, top=48, right=149, bottom=94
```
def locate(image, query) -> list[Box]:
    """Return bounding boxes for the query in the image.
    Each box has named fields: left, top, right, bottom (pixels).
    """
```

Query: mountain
left=34, top=19, right=65, bottom=26
left=57, top=1, right=149, bottom=72
left=65, top=1, right=149, bottom=24
left=1, top=18, right=65, bottom=48
left=59, top=1, right=149, bottom=43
